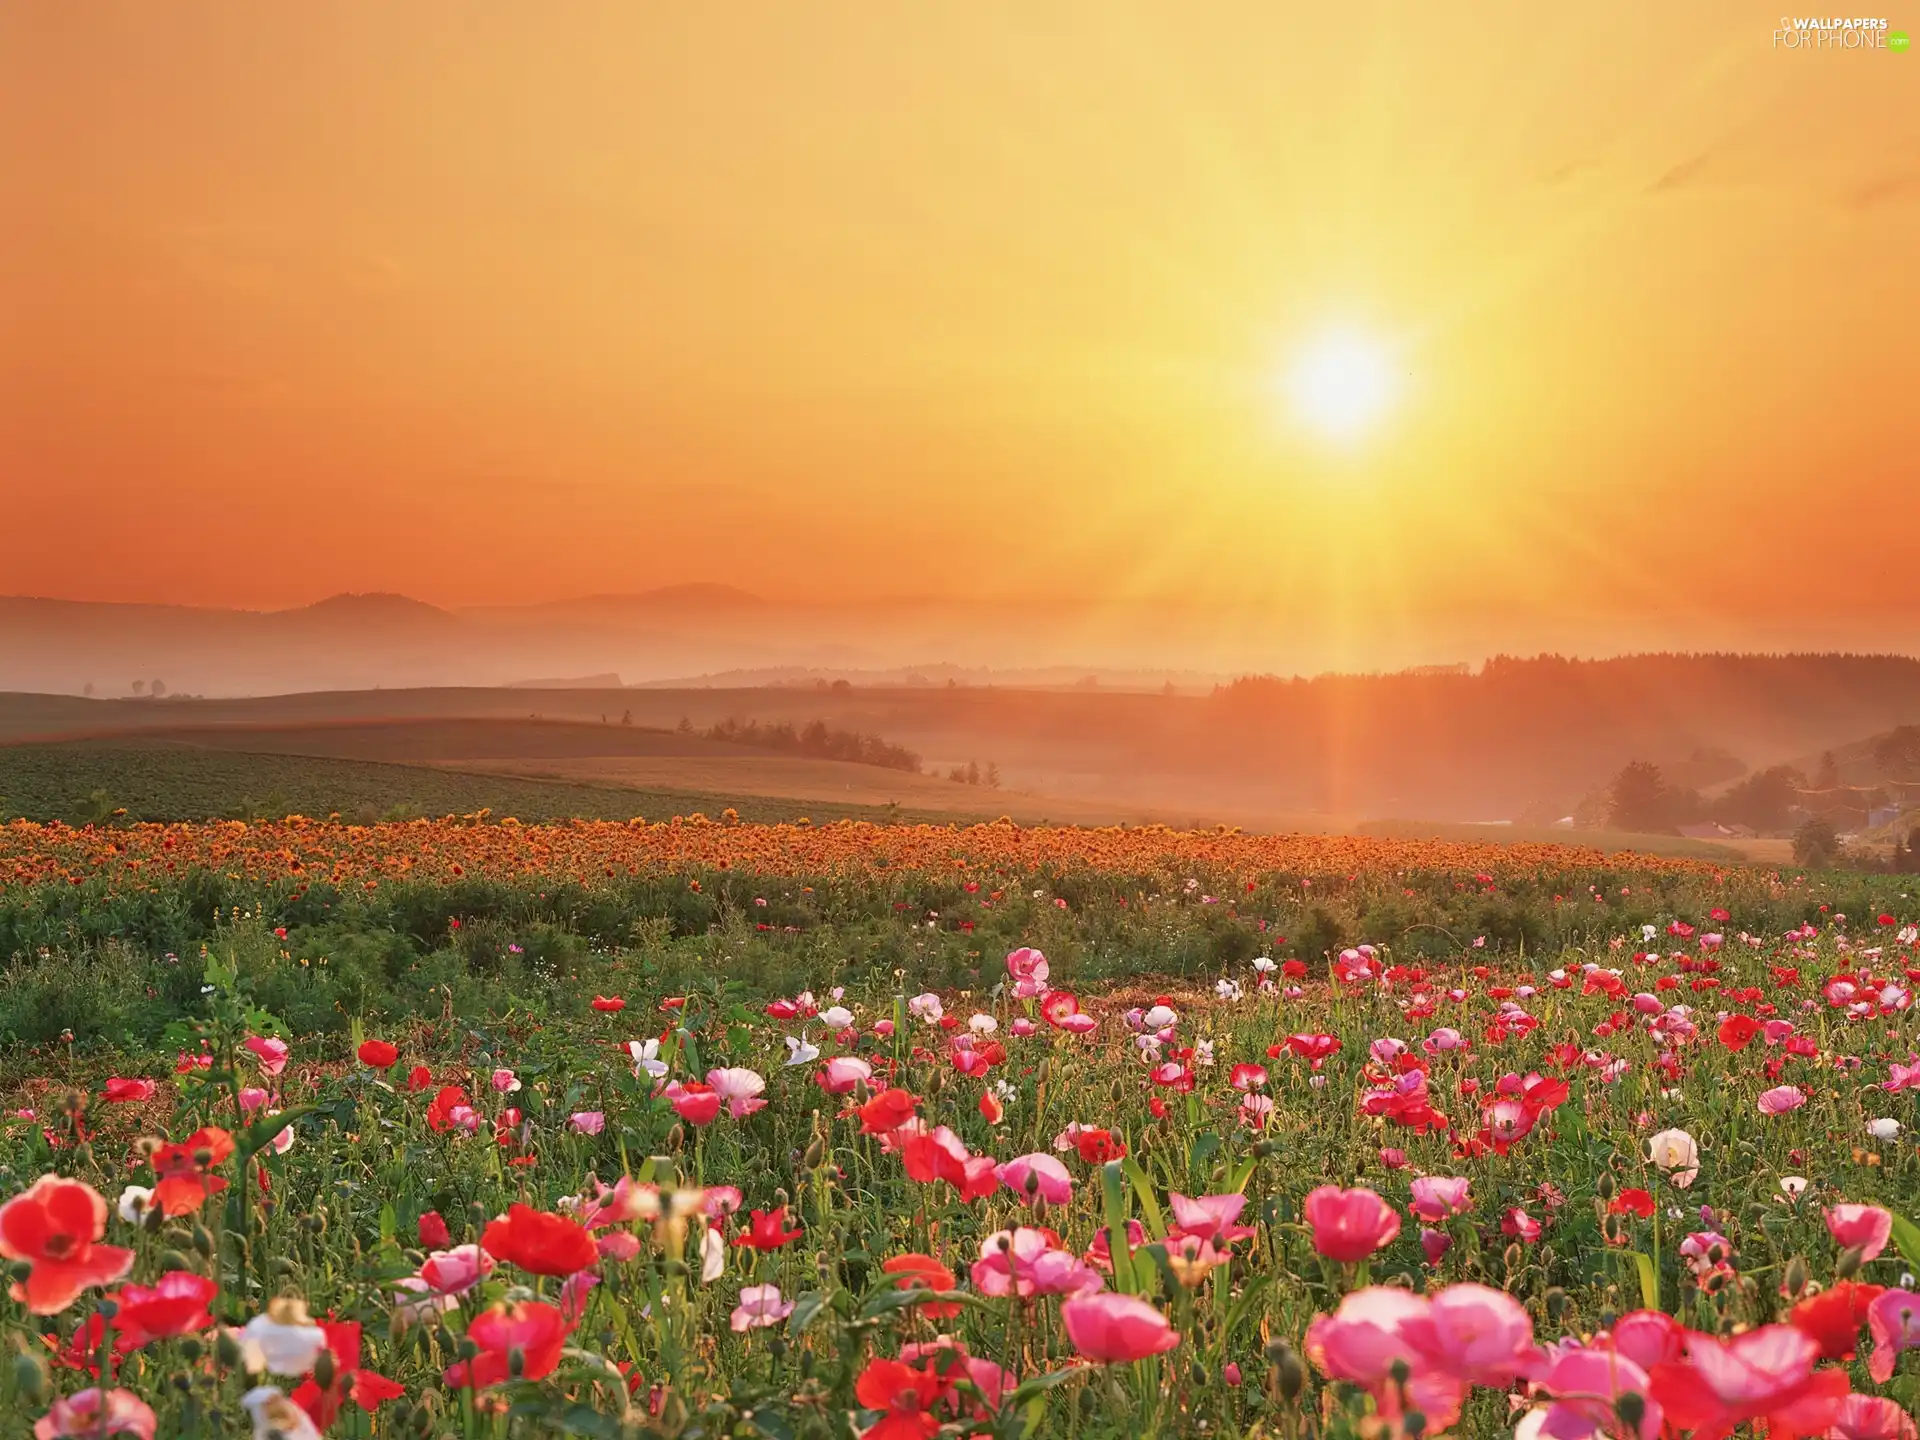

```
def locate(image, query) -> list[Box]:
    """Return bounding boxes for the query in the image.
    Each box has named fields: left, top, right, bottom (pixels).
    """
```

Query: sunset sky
left=3, top=3, right=1917, bottom=670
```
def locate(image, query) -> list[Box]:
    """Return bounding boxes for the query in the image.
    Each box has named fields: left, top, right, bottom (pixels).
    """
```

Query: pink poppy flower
left=1060, top=1293, right=1180, bottom=1363
left=995, top=1154, right=1073, bottom=1206
left=814, top=1057, right=872, bottom=1094
left=1006, top=947, right=1050, bottom=998
left=1399, top=1282, right=1536, bottom=1387
left=1757, top=1085, right=1806, bottom=1115
left=243, top=1036, right=289, bottom=1077
left=1532, top=1347, right=1661, bottom=1440
left=1304, top=1186, right=1401, bottom=1262
left=32, top=1389, right=156, bottom=1440
left=1304, top=1287, right=1465, bottom=1429
left=971, top=1227, right=1102, bottom=1298
left=704, top=1068, right=767, bottom=1119
left=1827, top=1394, right=1918, bottom=1440
left=1167, top=1193, right=1252, bottom=1245
left=730, top=1283, right=793, bottom=1332
left=1867, top=1287, right=1920, bottom=1382
left=1825, top=1203, right=1893, bottom=1262
left=568, top=1111, right=605, bottom=1136
left=1408, top=1176, right=1472, bottom=1224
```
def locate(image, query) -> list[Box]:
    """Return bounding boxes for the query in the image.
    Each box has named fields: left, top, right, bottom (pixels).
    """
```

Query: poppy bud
left=666, top=1124, right=685, bottom=1153
left=271, top=1258, right=297, bottom=1278
left=191, top=1224, right=215, bottom=1258
left=467, top=1201, right=490, bottom=1232
left=158, top=1249, right=193, bottom=1273
left=1403, top=1412, right=1428, bottom=1438
left=1595, top=1173, right=1616, bottom=1201
left=215, top=1330, right=244, bottom=1368
left=1836, top=1244, right=1864, bottom=1280
left=179, top=1337, right=204, bottom=1363
left=12, top=1351, right=48, bottom=1404
left=1503, top=1243, right=1523, bottom=1271
left=72, top=1144, right=93, bottom=1169
left=410, top=1404, right=434, bottom=1436
left=389, top=1403, right=413, bottom=1431
left=802, top=1139, right=825, bottom=1169
left=314, top=1348, right=337, bottom=1390
left=1784, top=1256, right=1809, bottom=1296
left=1545, top=1287, right=1568, bottom=1321
left=773, top=1187, right=790, bottom=1208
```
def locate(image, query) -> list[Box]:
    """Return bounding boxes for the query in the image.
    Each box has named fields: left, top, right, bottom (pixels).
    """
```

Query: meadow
left=0, top=819, right=1917, bottom=1439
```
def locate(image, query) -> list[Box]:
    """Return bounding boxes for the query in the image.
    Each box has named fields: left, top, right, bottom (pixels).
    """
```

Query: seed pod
left=314, top=1348, right=337, bottom=1391
left=179, top=1337, right=204, bottom=1363
left=1403, top=1411, right=1428, bottom=1438
left=1616, top=1392, right=1648, bottom=1430
left=508, top=1346, right=525, bottom=1379
left=215, top=1330, right=244, bottom=1368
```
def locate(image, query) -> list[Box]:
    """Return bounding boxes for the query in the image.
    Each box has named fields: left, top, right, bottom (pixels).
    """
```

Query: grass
left=0, top=739, right=1000, bottom=827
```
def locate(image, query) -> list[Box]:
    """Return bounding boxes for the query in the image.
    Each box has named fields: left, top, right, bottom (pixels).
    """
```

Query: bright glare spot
left=1282, top=329, right=1400, bottom=443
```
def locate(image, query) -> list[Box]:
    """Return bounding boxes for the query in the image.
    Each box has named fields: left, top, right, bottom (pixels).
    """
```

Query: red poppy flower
left=417, top=1210, right=450, bottom=1248
left=591, top=995, right=626, bottom=1012
left=101, top=1078, right=156, bottom=1104
left=857, top=1087, right=920, bottom=1135
left=148, top=1127, right=235, bottom=1217
left=109, top=1271, right=217, bottom=1351
left=853, top=1357, right=948, bottom=1440
left=292, top=1320, right=406, bottom=1427
left=424, top=1086, right=470, bottom=1133
left=881, top=1253, right=961, bottom=1319
left=481, top=1204, right=600, bottom=1277
left=356, top=1040, right=399, bottom=1069
left=1074, top=1128, right=1127, bottom=1164
left=0, top=1175, right=135, bottom=1315
left=406, top=1065, right=433, bottom=1092
left=666, top=1082, right=722, bottom=1127
left=1716, top=1015, right=1761, bottom=1051
left=1608, top=1188, right=1655, bottom=1219
left=732, top=1207, right=804, bottom=1251
left=1790, top=1280, right=1885, bottom=1363
left=444, top=1301, right=572, bottom=1389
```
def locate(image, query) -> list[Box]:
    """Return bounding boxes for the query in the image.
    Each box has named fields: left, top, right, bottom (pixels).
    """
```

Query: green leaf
left=1122, top=1155, right=1166, bottom=1239
left=1607, top=1248, right=1660, bottom=1311
left=236, top=1105, right=317, bottom=1164
left=786, top=1290, right=829, bottom=1336
left=378, top=1202, right=397, bottom=1246
left=1003, top=1367, right=1080, bottom=1406
left=1100, top=1161, right=1140, bottom=1294
left=858, top=1286, right=979, bottom=1319
left=1889, top=1213, right=1920, bottom=1274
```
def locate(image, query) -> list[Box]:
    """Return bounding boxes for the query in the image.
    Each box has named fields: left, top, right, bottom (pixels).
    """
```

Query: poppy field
left=0, top=818, right=1918, bottom=1439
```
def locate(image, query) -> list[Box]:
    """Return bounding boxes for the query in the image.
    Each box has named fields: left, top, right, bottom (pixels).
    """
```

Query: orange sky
left=2, top=3, right=1917, bottom=666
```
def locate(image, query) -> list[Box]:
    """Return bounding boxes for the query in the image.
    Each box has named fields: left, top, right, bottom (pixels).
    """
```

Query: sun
left=1282, top=328, right=1401, bottom=443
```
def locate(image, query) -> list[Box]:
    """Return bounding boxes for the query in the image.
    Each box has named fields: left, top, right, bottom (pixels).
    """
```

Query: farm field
left=0, top=740, right=993, bottom=829
left=0, top=821, right=1917, bottom=1438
